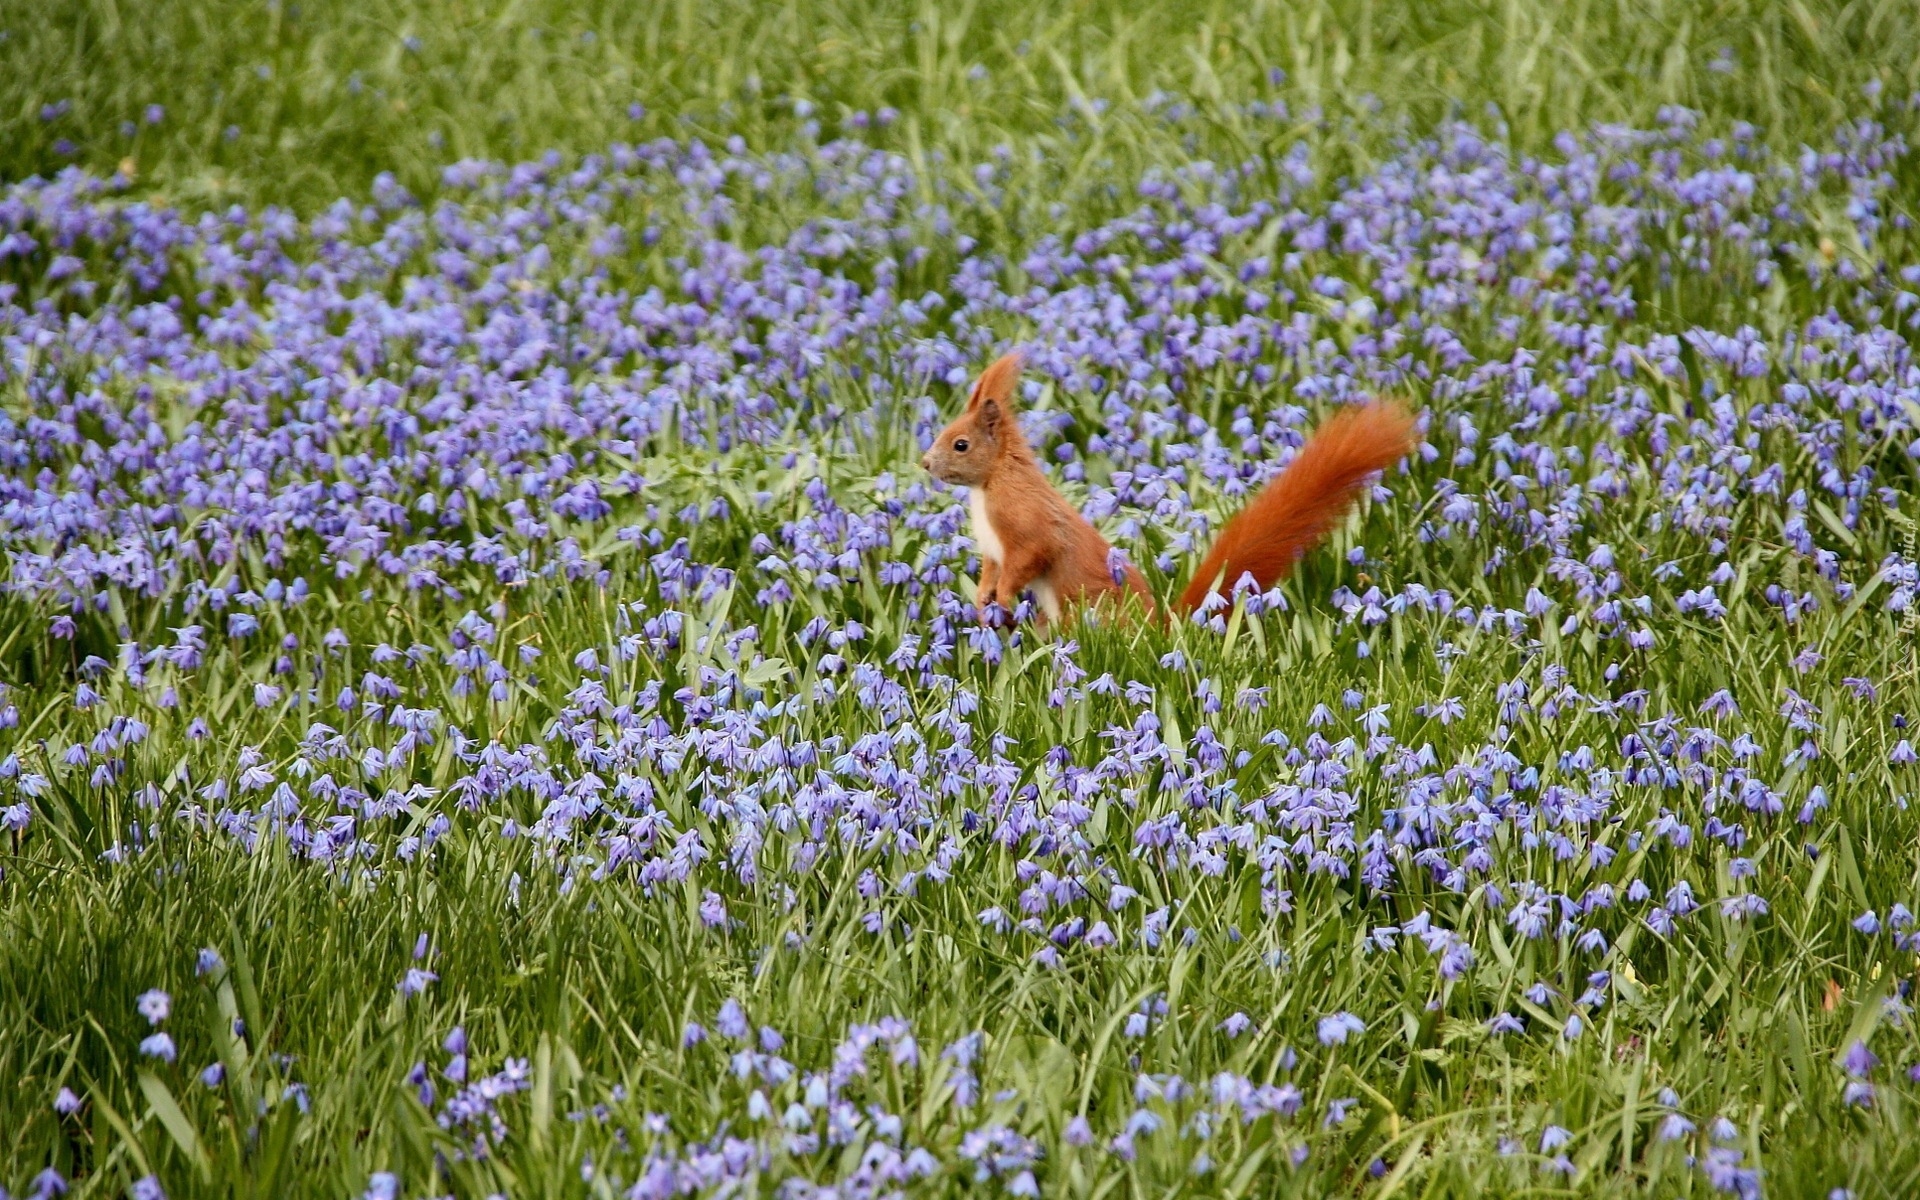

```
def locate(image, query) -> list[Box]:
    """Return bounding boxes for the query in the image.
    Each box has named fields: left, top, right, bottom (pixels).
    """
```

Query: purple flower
left=1317, top=1012, right=1365, bottom=1046
left=137, top=989, right=171, bottom=1025
left=139, top=1033, right=177, bottom=1063
left=1699, top=690, right=1740, bottom=719
left=1658, top=1113, right=1696, bottom=1141
left=397, top=968, right=438, bottom=996
left=363, top=1173, right=400, bottom=1200
left=1842, top=1039, right=1879, bottom=1077
left=53, top=1086, right=82, bottom=1114
left=716, top=998, right=750, bottom=1040
left=891, top=1034, right=919, bottom=1069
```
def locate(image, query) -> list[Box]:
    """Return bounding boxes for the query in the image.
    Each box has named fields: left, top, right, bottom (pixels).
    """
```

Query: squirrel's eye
left=953, top=438, right=970, bottom=452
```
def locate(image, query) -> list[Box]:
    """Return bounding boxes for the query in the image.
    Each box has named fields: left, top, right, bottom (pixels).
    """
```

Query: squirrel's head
left=921, top=352, right=1022, bottom=487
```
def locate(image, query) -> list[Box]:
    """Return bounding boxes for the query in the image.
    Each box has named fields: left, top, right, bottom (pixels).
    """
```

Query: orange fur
left=920, top=353, right=1152, bottom=627
left=921, top=353, right=1416, bottom=628
left=1174, top=400, right=1418, bottom=614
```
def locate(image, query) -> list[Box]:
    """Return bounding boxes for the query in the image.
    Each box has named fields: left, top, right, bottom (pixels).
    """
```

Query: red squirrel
left=919, top=353, right=1418, bottom=627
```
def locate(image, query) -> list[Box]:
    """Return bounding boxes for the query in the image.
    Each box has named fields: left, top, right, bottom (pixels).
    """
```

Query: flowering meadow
left=6, top=4, right=1920, bottom=1198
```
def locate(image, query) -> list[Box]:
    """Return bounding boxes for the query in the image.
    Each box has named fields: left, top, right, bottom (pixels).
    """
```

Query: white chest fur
left=968, top=490, right=1005, bottom=563
left=968, top=489, right=1060, bottom=621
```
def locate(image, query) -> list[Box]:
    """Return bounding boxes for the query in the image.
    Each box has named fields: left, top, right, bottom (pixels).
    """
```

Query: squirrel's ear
left=966, top=352, right=1025, bottom=413
left=978, top=398, right=1002, bottom=437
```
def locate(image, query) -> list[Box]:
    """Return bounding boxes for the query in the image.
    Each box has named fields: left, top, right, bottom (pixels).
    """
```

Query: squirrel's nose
left=919, top=454, right=931, bottom=472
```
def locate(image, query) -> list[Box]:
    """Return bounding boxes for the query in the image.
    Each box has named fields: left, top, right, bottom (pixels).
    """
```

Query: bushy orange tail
left=1176, top=401, right=1418, bottom=614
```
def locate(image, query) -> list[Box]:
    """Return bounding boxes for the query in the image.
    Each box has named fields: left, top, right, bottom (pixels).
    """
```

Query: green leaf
left=531, top=1032, right=554, bottom=1151
left=139, top=1070, right=212, bottom=1181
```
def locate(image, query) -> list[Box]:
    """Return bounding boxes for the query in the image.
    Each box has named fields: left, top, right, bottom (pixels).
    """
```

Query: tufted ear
left=978, top=397, right=1002, bottom=437
left=966, top=352, right=1025, bottom=414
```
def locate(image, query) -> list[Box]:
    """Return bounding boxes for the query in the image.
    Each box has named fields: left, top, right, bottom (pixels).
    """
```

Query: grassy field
left=8, top=0, right=1920, bottom=210
left=5, top=1, right=1920, bottom=1197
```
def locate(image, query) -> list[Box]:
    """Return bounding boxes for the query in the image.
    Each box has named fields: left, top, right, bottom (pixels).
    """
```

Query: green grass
left=5, top=0, right=1920, bottom=210
left=11, top=484, right=1920, bottom=1197
left=5, top=1, right=1920, bottom=1198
